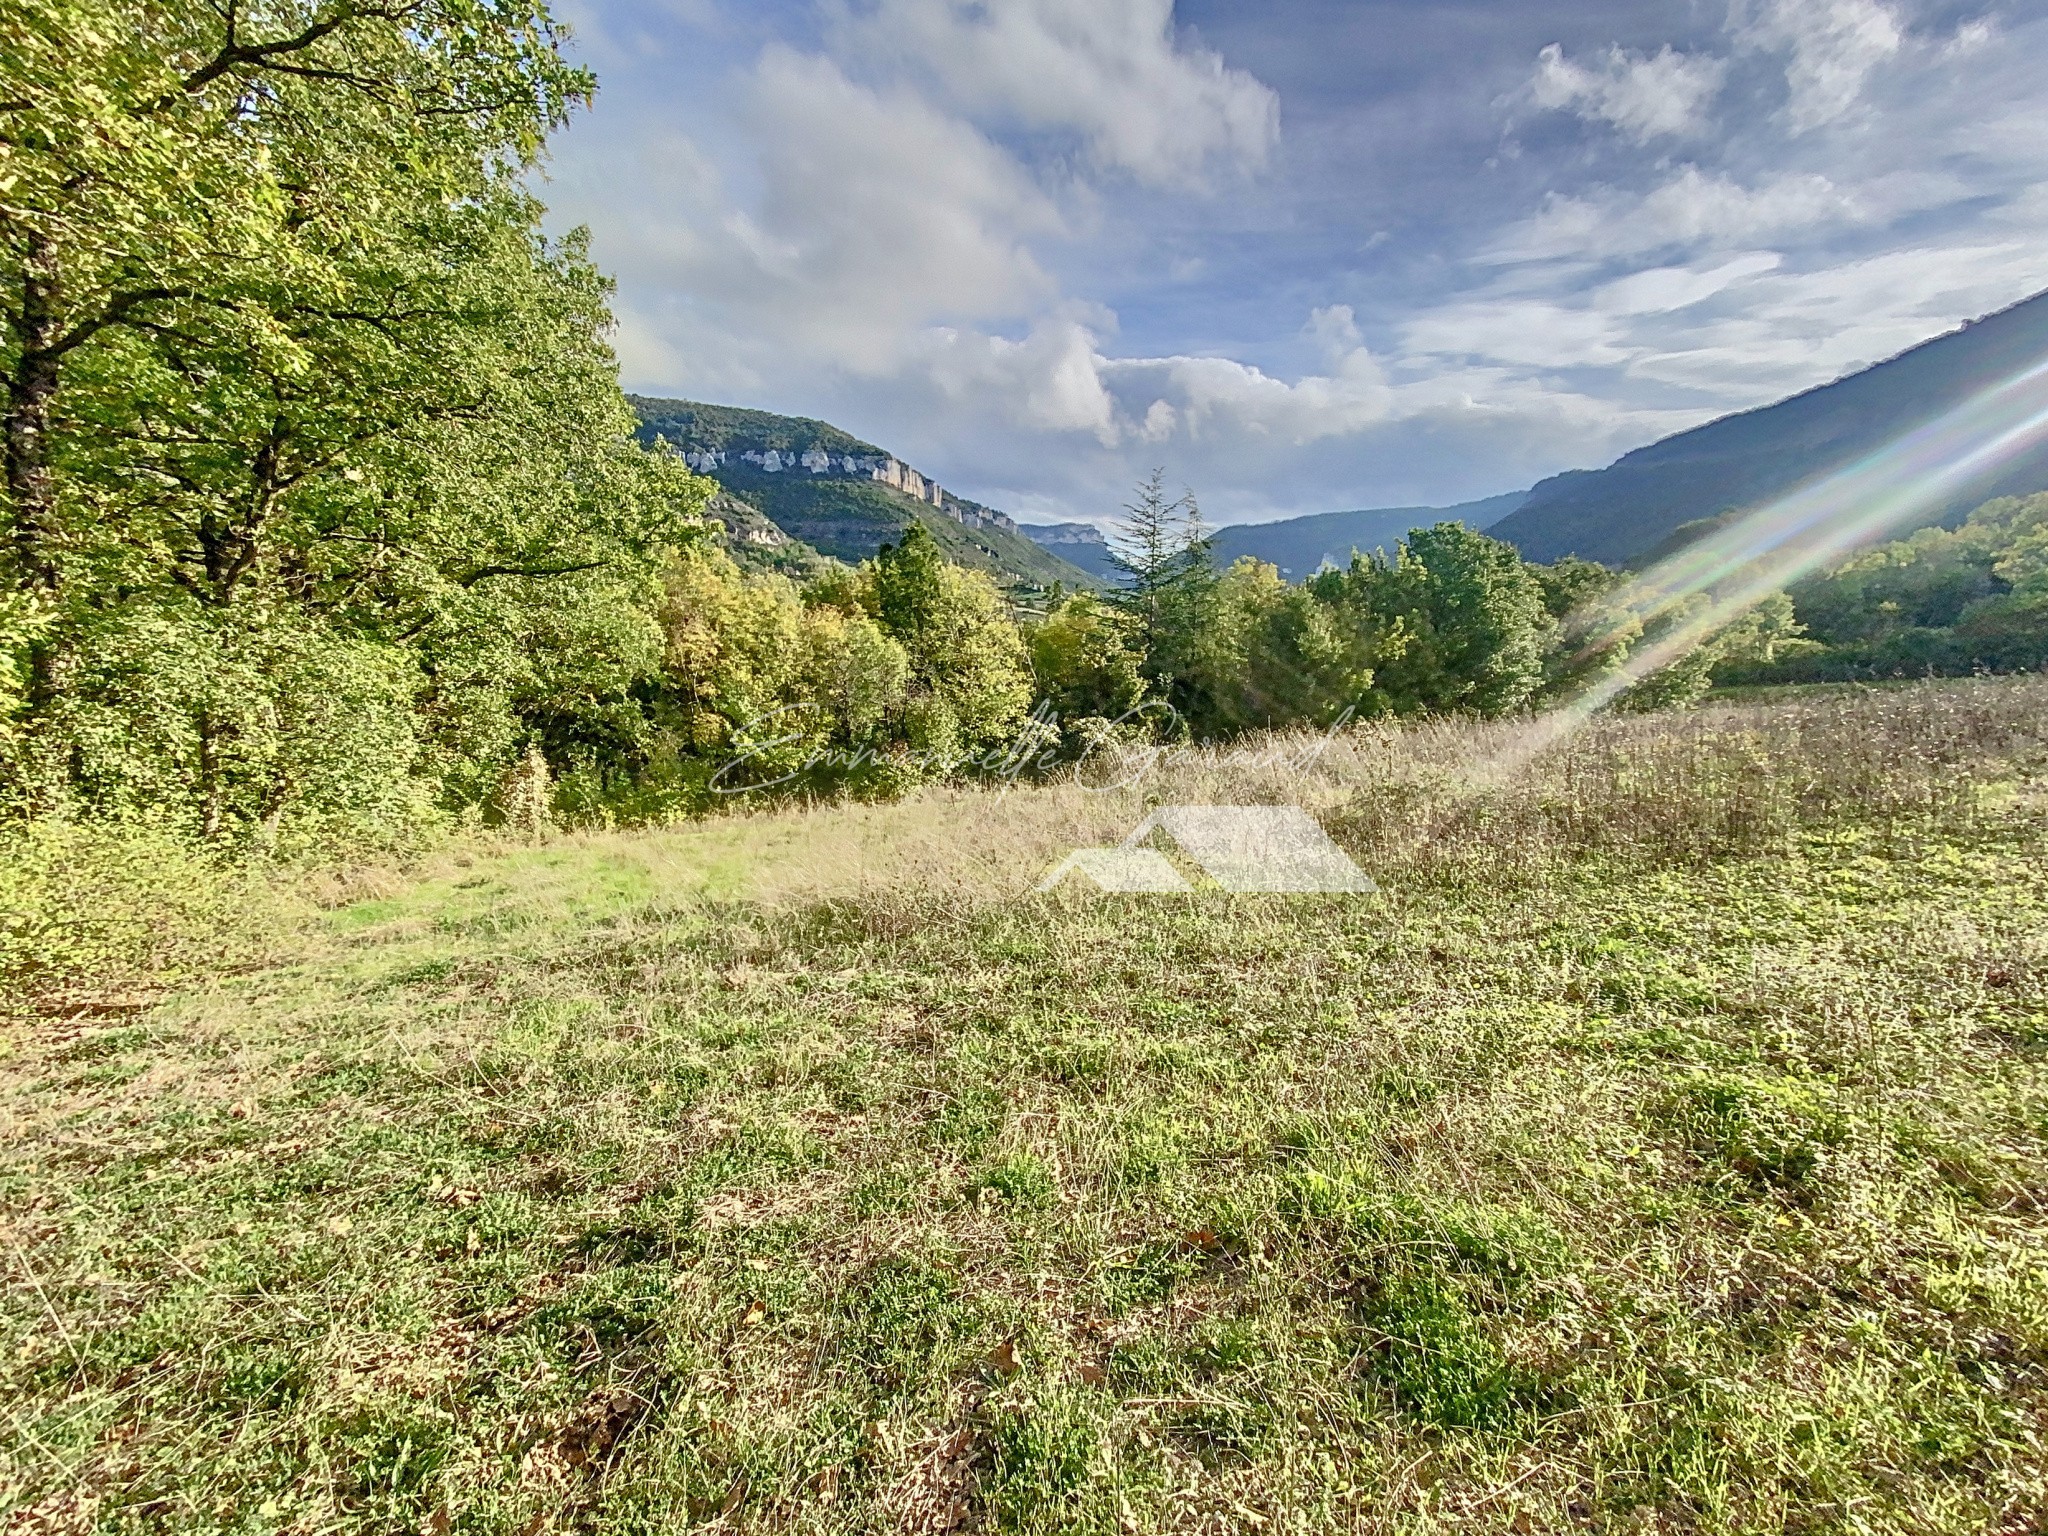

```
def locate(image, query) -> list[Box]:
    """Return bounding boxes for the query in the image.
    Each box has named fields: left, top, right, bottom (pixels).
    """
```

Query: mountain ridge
left=1491, top=286, right=2048, bottom=567
left=1204, top=493, right=1530, bottom=577
left=1018, top=493, right=1529, bottom=582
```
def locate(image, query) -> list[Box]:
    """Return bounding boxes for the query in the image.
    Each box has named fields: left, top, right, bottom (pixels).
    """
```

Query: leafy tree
left=1618, top=592, right=1806, bottom=711
left=43, top=603, right=431, bottom=846
left=1193, top=559, right=1387, bottom=733
left=903, top=561, right=1033, bottom=752
left=2, top=0, right=592, bottom=602
left=871, top=522, right=948, bottom=648
left=1028, top=593, right=1146, bottom=726
left=1725, top=493, right=2048, bottom=683
left=1318, top=523, right=1554, bottom=716
left=1531, top=556, right=1622, bottom=622
left=0, top=0, right=718, bottom=840
left=645, top=539, right=1036, bottom=806
left=867, top=523, right=1031, bottom=751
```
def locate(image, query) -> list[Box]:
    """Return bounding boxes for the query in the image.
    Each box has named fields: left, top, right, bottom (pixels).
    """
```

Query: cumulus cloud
left=914, top=310, right=1121, bottom=440
left=1527, top=42, right=1728, bottom=142
left=1731, top=0, right=1906, bottom=131
left=830, top=0, right=1279, bottom=187
left=575, top=46, right=1065, bottom=385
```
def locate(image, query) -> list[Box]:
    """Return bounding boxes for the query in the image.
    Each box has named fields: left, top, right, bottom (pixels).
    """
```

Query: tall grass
left=651, top=674, right=2048, bottom=910
left=9, top=678, right=2043, bottom=1013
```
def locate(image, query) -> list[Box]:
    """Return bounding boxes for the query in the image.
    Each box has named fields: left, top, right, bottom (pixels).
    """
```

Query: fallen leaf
left=1078, top=1362, right=1108, bottom=1386
left=426, top=1507, right=452, bottom=1536
left=326, top=1215, right=353, bottom=1236
left=742, top=1300, right=767, bottom=1327
left=987, top=1338, right=1020, bottom=1376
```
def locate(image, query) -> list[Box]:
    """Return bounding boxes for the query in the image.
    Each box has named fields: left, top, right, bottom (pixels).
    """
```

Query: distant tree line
left=1718, top=493, right=2048, bottom=684
left=1027, top=473, right=1807, bottom=745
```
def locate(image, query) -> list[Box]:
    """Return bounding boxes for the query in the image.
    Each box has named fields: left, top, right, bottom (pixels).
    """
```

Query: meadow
left=5, top=677, right=2048, bottom=1534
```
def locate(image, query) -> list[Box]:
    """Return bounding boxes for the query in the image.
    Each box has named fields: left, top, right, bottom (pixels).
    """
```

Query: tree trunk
left=6, top=230, right=64, bottom=595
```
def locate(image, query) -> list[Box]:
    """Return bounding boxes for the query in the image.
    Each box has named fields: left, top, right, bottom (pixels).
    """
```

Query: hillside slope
left=632, top=396, right=1094, bottom=590
left=1492, top=287, right=2048, bottom=567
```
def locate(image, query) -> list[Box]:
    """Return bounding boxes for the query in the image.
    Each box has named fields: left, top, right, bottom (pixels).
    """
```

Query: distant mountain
left=1492, top=287, right=2048, bottom=568
left=631, top=396, right=1094, bottom=591
left=1206, top=493, right=1531, bottom=578
left=1022, top=494, right=1528, bottom=584
left=1017, top=522, right=1123, bottom=583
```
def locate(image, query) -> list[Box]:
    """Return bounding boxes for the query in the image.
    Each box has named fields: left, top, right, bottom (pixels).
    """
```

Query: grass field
left=6, top=678, right=2048, bottom=1534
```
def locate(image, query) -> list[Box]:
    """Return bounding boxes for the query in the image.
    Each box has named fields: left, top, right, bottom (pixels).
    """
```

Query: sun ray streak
left=1494, top=350, right=2048, bottom=770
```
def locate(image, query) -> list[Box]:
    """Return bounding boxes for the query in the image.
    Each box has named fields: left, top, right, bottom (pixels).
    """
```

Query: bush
left=0, top=820, right=268, bottom=1015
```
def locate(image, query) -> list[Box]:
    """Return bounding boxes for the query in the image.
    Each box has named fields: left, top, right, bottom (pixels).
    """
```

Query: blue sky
left=544, top=0, right=2048, bottom=526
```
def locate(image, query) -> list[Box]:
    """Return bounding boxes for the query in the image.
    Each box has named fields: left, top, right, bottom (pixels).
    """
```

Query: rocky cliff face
left=671, top=446, right=1019, bottom=534
left=630, top=396, right=1088, bottom=589
left=1016, top=521, right=1122, bottom=582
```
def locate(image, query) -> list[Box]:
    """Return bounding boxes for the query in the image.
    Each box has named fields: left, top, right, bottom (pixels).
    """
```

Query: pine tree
left=1107, top=471, right=1213, bottom=719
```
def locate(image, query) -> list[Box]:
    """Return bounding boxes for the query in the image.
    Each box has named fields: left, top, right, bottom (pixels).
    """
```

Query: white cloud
left=547, top=0, right=2048, bottom=523
left=1941, top=18, right=1997, bottom=59
left=914, top=310, right=1121, bottom=439
left=1619, top=240, right=2048, bottom=396
left=830, top=0, right=1279, bottom=187
left=1306, top=304, right=1364, bottom=361
left=1103, top=346, right=1396, bottom=447
left=1489, top=167, right=1868, bottom=262
left=574, top=47, right=1065, bottom=384
left=1528, top=42, right=1728, bottom=142
left=1593, top=253, right=1784, bottom=316
left=1731, top=0, right=1905, bottom=131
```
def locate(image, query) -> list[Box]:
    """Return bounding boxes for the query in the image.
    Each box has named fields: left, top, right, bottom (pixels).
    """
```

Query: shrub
left=0, top=820, right=267, bottom=1015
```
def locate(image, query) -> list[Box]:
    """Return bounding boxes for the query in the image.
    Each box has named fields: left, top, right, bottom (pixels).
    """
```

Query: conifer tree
left=1107, top=470, right=1212, bottom=719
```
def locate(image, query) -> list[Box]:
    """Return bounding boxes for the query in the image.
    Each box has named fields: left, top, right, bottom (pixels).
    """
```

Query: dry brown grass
left=560, top=673, right=2048, bottom=907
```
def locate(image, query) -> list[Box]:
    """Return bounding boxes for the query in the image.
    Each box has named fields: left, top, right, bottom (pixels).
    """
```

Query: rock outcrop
left=674, top=445, right=1018, bottom=533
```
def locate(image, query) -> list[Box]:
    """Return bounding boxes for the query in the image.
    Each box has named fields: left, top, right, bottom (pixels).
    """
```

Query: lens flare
left=1497, top=348, right=2048, bottom=767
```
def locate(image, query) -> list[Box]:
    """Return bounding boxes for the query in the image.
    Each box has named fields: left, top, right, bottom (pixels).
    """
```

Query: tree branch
left=165, top=1, right=424, bottom=105
left=459, top=560, right=611, bottom=586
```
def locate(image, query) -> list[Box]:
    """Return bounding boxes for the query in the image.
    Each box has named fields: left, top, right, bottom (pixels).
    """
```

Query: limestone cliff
left=629, top=396, right=1089, bottom=590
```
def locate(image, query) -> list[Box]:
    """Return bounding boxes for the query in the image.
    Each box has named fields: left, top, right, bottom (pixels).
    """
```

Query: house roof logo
left=1037, top=806, right=1377, bottom=894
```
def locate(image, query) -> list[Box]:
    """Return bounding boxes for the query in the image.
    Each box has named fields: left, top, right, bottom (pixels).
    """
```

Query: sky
left=542, top=0, right=2048, bottom=527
